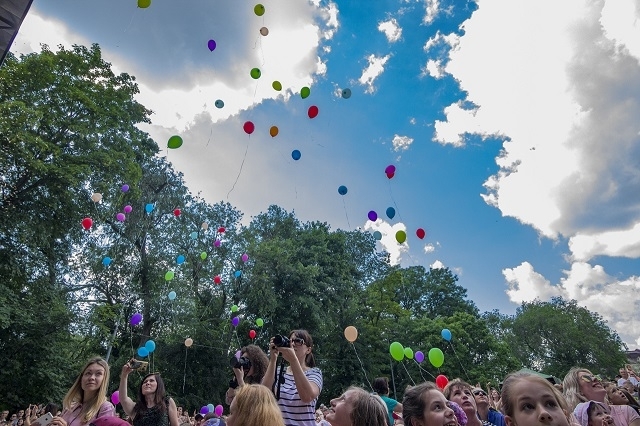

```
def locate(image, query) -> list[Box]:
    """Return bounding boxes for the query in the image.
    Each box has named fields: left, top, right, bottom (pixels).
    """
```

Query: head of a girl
left=606, top=386, right=628, bottom=405
left=70, top=357, right=110, bottom=402
left=563, top=368, right=607, bottom=408
left=226, top=384, right=284, bottom=426
left=402, top=382, right=458, bottom=426
left=326, top=387, right=388, bottom=426
left=137, top=373, right=167, bottom=408
left=574, top=401, right=614, bottom=426
left=289, top=329, right=315, bottom=367
left=443, top=379, right=477, bottom=417
left=501, top=373, right=570, bottom=426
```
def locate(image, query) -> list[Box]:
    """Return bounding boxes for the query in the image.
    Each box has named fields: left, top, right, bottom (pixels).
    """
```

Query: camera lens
left=273, top=335, right=290, bottom=347
left=229, top=356, right=252, bottom=369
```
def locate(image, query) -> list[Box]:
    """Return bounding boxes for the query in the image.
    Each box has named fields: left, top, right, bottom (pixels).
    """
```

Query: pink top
left=62, top=401, right=115, bottom=426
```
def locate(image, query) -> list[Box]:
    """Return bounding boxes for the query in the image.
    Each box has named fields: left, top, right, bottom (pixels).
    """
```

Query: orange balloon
left=269, top=126, right=279, bottom=137
left=344, top=326, right=358, bottom=342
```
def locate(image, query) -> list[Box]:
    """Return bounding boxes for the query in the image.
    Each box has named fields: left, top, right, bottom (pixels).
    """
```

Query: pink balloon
left=111, top=391, right=120, bottom=405
left=241, top=253, right=249, bottom=262
left=116, top=213, right=126, bottom=222
left=124, top=205, right=133, bottom=213
left=214, top=405, right=223, bottom=417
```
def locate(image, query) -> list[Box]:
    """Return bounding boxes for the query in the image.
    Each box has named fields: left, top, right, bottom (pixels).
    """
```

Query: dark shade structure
left=0, top=0, right=34, bottom=66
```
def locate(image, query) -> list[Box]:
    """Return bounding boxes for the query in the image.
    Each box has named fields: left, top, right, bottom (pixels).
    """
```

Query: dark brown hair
left=402, top=382, right=439, bottom=426
left=289, top=329, right=316, bottom=368
left=134, top=373, right=168, bottom=418
left=373, top=377, right=390, bottom=395
left=241, top=344, right=269, bottom=384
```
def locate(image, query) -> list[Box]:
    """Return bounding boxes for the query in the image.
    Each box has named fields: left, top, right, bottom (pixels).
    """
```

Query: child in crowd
left=574, top=401, right=615, bottom=426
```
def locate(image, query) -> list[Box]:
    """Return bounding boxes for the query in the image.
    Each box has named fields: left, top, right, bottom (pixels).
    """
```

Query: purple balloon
left=214, top=405, right=223, bottom=417
left=207, top=39, right=216, bottom=51
left=116, top=213, right=126, bottom=222
left=241, top=253, right=249, bottom=262
left=121, top=184, right=130, bottom=192
left=415, top=350, right=425, bottom=363
left=231, top=317, right=240, bottom=327
left=130, top=313, right=142, bottom=326
left=124, top=205, right=133, bottom=213
left=235, top=350, right=242, bottom=359
left=200, top=406, right=209, bottom=415
left=368, top=210, right=378, bottom=221
left=214, top=239, right=221, bottom=247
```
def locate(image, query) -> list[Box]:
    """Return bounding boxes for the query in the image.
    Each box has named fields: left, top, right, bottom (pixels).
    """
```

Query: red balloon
left=436, top=374, right=449, bottom=389
left=416, top=228, right=426, bottom=239
left=386, top=172, right=395, bottom=179
left=81, top=217, right=93, bottom=230
left=214, top=275, right=222, bottom=284
left=173, top=208, right=181, bottom=217
left=308, top=105, right=319, bottom=119
left=249, top=330, right=256, bottom=339
left=243, top=121, right=255, bottom=134
left=218, top=227, right=226, bottom=233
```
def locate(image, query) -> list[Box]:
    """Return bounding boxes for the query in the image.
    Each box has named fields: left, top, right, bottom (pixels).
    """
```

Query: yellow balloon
left=185, top=338, right=193, bottom=347
left=344, top=326, right=358, bottom=342
left=269, top=126, right=279, bottom=137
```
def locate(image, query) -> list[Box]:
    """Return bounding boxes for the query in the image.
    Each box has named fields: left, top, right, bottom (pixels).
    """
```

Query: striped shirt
left=275, top=367, right=322, bottom=426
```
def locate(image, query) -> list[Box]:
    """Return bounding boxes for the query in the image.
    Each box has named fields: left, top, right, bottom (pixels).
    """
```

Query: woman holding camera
left=262, top=330, right=322, bottom=426
left=119, top=361, right=180, bottom=426
left=225, top=344, right=269, bottom=405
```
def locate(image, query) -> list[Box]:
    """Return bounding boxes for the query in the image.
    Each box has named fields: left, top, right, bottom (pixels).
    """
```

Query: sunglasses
left=580, top=374, right=601, bottom=383
left=292, top=337, right=306, bottom=347
left=473, top=390, right=487, bottom=396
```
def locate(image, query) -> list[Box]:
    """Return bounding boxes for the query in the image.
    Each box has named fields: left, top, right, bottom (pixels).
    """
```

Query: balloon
left=269, top=126, right=279, bottom=137
left=241, top=253, right=249, bottom=262
left=386, top=207, right=396, bottom=219
left=415, top=350, right=425, bottom=363
left=235, top=350, right=242, bottom=359
left=121, top=184, right=130, bottom=192
left=215, top=405, right=223, bottom=417
left=173, top=208, right=181, bottom=217
left=200, top=251, right=207, bottom=260
left=91, top=193, right=102, bottom=202
left=102, top=257, right=112, bottom=266
left=243, top=121, right=255, bottom=134
left=373, top=231, right=382, bottom=241
left=249, top=329, right=256, bottom=339
left=416, top=228, right=426, bottom=239
left=145, top=203, right=154, bottom=213
left=254, top=4, right=265, bottom=16
left=259, top=27, right=269, bottom=36
left=308, top=105, right=319, bottom=119
left=215, top=100, right=224, bottom=109
left=386, top=172, right=395, bottom=179
left=385, top=165, right=396, bottom=174
left=404, top=347, right=414, bottom=360
left=165, top=270, right=175, bottom=281
left=300, top=86, right=310, bottom=99
left=272, top=81, right=282, bottom=91
left=234, top=270, right=242, bottom=278
left=138, top=0, right=151, bottom=8
left=81, top=217, right=93, bottom=230
left=436, top=374, right=449, bottom=389
left=341, top=88, right=351, bottom=99
left=185, top=338, right=193, bottom=347
left=190, top=231, right=198, bottom=240
left=250, top=68, right=261, bottom=79
left=218, top=227, right=226, bottom=233
left=168, top=135, right=183, bottom=149
left=207, top=39, right=216, bottom=51
left=231, top=317, right=240, bottom=327
left=256, top=318, right=264, bottom=327
left=214, top=275, right=222, bottom=284
left=202, top=222, right=209, bottom=230
left=145, top=340, right=156, bottom=353
left=389, top=342, right=404, bottom=361
left=338, top=185, right=348, bottom=195
left=291, top=150, right=301, bottom=160
left=124, top=205, right=132, bottom=214
left=344, top=326, right=358, bottom=342
left=111, top=391, right=120, bottom=405
left=395, top=230, right=407, bottom=244
left=176, top=255, right=185, bottom=265
left=116, top=213, right=126, bottom=222
left=168, top=291, right=176, bottom=300
left=214, top=239, right=222, bottom=247
left=137, top=347, right=149, bottom=357
left=367, top=211, right=378, bottom=221
left=428, top=348, right=444, bottom=368
left=200, top=406, right=208, bottom=415
left=207, top=404, right=214, bottom=413
left=441, top=329, right=452, bottom=341
left=130, top=313, right=142, bottom=326
left=231, top=304, right=238, bottom=312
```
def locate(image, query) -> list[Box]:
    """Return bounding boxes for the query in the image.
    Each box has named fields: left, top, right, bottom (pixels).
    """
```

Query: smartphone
left=33, top=412, right=53, bottom=426
left=129, top=360, right=149, bottom=371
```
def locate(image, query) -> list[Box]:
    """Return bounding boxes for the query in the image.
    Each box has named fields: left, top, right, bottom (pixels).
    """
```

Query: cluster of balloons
left=388, top=342, right=445, bottom=368
left=200, top=404, right=224, bottom=417
left=137, top=339, right=156, bottom=358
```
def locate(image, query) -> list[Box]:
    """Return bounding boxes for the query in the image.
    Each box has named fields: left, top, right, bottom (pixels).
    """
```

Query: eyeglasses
left=292, top=337, right=306, bottom=347
left=580, top=374, right=601, bottom=383
left=473, top=390, right=487, bottom=396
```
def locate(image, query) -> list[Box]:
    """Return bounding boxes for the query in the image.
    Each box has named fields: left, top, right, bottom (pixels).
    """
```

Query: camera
left=273, top=335, right=290, bottom=347
left=229, top=356, right=252, bottom=370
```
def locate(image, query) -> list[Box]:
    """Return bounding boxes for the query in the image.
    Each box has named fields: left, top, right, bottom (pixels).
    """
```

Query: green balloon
left=138, top=0, right=151, bottom=8
left=250, top=68, right=261, bottom=79
left=428, top=347, right=444, bottom=368
left=165, top=270, right=175, bottom=281
left=167, top=135, right=183, bottom=149
left=254, top=4, right=265, bottom=16
left=272, top=81, right=282, bottom=91
left=200, top=251, right=207, bottom=260
left=300, top=86, right=310, bottom=99
left=389, top=341, right=404, bottom=361
left=256, top=318, right=264, bottom=327
left=231, top=304, right=238, bottom=312
left=404, top=347, right=414, bottom=360
left=395, top=230, right=407, bottom=244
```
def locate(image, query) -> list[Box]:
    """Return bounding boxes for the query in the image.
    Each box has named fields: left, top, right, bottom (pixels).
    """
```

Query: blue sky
left=12, top=0, right=640, bottom=347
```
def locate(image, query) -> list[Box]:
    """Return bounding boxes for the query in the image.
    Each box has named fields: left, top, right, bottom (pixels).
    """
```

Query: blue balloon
left=291, top=150, right=301, bottom=160
left=234, top=270, right=242, bottom=278
left=338, top=185, right=347, bottom=195
left=386, top=207, right=396, bottom=219
left=441, top=328, right=452, bottom=341
left=137, top=347, right=149, bottom=357
left=176, top=255, right=185, bottom=265
left=215, top=100, right=224, bottom=109
left=145, top=340, right=156, bottom=353
left=190, top=231, right=198, bottom=240
left=145, top=203, right=154, bottom=213
left=102, top=257, right=112, bottom=266
left=373, top=231, right=382, bottom=241
left=207, top=404, right=214, bottom=413
left=168, top=291, right=176, bottom=300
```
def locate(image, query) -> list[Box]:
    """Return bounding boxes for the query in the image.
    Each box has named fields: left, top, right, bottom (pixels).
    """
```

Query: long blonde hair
left=62, top=357, right=110, bottom=424
left=231, top=384, right=284, bottom=426
left=562, top=367, right=593, bottom=411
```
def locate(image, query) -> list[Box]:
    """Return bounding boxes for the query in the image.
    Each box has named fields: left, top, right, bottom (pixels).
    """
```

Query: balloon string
left=226, top=137, right=251, bottom=199
left=182, top=346, right=188, bottom=394
left=414, top=360, right=428, bottom=382
left=400, top=361, right=416, bottom=385
left=349, top=342, right=373, bottom=391
left=415, top=362, right=436, bottom=380
left=448, top=341, right=470, bottom=381
left=205, top=126, right=214, bottom=147
left=341, top=197, right=351, bottom=229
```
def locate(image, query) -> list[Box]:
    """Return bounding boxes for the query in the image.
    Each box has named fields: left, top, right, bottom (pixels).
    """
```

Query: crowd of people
left=3, top=330, right=640, bottom=426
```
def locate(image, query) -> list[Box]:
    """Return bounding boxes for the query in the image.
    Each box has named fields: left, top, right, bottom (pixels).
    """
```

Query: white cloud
left=378, top=19, right=402, bottom=43
left=358, top=54, right=391, bottom=94
left=364, top=220, right=408, bottom=266
left=392, top=134, right=414, bottom=152
left=430, top=259, right=445, bottom=269
left=423, top=243, right=436, bottom=253
left=569, top=223, right=640, bottom=262
left=423, top=0, right=440, bottom=25
left=423, top=59, right=445, bottom=79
